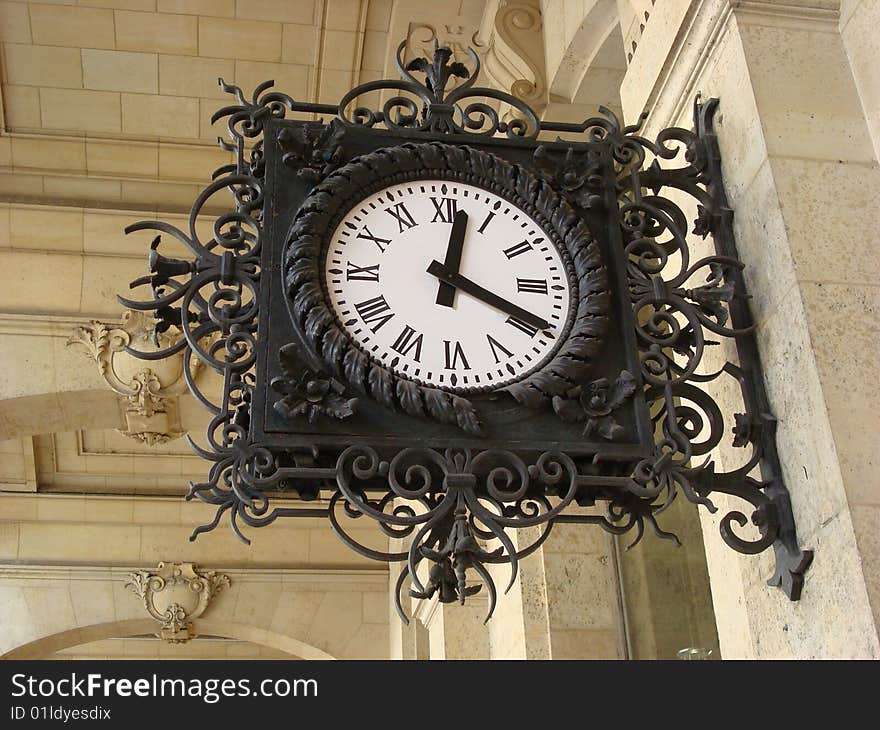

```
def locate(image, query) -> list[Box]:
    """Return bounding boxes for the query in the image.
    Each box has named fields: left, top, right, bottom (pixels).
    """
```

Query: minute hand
left=426, top=260, right=551, bottom=331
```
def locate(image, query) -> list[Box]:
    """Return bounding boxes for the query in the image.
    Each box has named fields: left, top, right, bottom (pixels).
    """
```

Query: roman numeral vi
left=443, top=340, right=470, bottom=370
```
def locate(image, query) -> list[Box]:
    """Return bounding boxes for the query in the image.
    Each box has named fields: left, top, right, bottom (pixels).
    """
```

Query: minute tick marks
left=323, top=179, right=571, bottom=392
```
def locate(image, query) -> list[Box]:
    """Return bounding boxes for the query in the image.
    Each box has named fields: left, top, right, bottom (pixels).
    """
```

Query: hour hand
left=427, top=260, right=551, bottom=331
left=436, top=210, right=468, bottom=308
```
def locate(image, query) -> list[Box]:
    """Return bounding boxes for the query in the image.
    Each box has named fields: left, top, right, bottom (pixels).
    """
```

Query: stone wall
left=619, top=0, right=880, bottom=658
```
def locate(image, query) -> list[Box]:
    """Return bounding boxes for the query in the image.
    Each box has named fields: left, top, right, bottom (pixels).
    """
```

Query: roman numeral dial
left=324, top=179, right=571, bottom=392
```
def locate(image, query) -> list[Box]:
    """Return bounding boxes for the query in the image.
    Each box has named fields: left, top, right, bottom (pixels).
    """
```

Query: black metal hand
left=426, top=260, right=551, bottom=331
left=435, top=210, right=468, bottom=307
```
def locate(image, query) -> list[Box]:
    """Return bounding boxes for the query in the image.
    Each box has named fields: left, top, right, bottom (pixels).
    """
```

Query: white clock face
left=323, top=179, right=572, bottom=392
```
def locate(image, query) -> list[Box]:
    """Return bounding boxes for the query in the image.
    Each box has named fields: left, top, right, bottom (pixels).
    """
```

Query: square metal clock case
left=251, top=119, right=654, bottom=470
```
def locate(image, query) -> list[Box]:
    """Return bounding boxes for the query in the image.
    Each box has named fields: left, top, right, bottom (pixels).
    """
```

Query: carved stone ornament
left=125, top=562, right=229, bottom=643
left=68, top=309, right=199, bottom=445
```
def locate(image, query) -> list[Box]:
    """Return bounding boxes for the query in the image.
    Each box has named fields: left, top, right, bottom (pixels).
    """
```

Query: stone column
left=414, top=596, right=492, bottom=660
left=840, top=0, right=880, bottom=158
left=618, top=0, right=880, bottom=658
left=541, top=524, right=626, bottom=659
left=486, top=526, right=552, bottom=660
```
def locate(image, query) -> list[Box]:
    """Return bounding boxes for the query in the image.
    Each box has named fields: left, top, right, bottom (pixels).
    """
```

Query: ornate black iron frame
left=119, top=40, right=812, bottom=622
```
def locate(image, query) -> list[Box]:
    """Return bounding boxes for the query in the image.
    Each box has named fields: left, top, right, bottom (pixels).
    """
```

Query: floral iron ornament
left=117, top=40, right=811, bottom=624
left=272, top=344, right=359, bottom=423
left=553, top=371, right=637, bottom=439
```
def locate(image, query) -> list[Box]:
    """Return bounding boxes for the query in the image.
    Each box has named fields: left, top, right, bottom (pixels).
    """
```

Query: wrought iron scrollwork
left=609, top=97, right=812, bottom=597
left=118, top=40, right=811, bottom=622
left=338, top=39, right=541, bottom=138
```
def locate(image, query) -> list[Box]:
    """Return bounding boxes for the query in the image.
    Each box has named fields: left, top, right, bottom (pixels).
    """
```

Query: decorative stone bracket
left=68, top=309, right=199, bottom=445
left=125, top=562, right=230, bottom=643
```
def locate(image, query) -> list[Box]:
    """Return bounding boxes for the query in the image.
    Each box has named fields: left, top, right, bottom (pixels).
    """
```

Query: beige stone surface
left=115, top=9, right=199, bottom=55
left=0, top=205, right=9, bottom=247
left=85, top=140, right=159, bottom=178
left=851, top=504, right=880, bottom=629
left=800, top=281, right=880, bottom=507
left=29, top=3, right=116, bottom=50
left=157, top=142, right=231, bottom=180
left=158, top=54, right=236, bottom=99
left=159, top=0, right=235, bottom=15
left=11, top=137, right=87, bottom=174
left=79, top=255, right=144, bottom=315
left=424, top=598, right=492, bottom=660
left=325, top=0, right=362, bottom=31
left=0, top=172, right=44, bottom=198
left=841, top=0, right=880, bottom=159
left=771, top=157, right=880, bottom=288
left=241, top=0, right=316, bottom=24
left=4, top=86, right=42, bottom=129
left=80, top=1, right=156, bottom=9
left=10, top=206, right=83, bottom=251
left=0, top=251, right=83, bottom=313
left=39, top=89, right=122, bottom=134
left=281, top=23, right=320, bottom=65
left=316, top=68, right=355, bottom=104
left=0, top=523, right=20, bottom=559
left=42, top=177, right=124, bottom=206
left=738, top=20, right=876, bottom=165
left=199, top=16, right=283, bottom=62
left=366, top=0, right=391, bottom=31
left=233, top=60, right=311, bottom=100
left=82, top=50, right=160, bottom=95
left=0, top=566, right=387, bottom=658
left=0, top=2, right=32, bottom=44
left=4, top=44, right=83, bottom=89
left=729, top=159, right=796, bottom=325
left=322, top=29, right=359, bottom=71
left=121, top=93, right=200, bottom=138
left=119, top=179, right=203, bottom=208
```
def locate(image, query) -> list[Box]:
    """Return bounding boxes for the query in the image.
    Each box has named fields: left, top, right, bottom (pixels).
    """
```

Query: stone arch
left=547, top=0, right=620, bottom=102
left=1, top=618, right=336, bottom=660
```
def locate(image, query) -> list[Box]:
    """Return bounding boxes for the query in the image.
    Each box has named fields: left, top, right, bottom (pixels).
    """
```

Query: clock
left=283, top=141, right=609, bottom=435
left=323, top=178, right=570, bottom=392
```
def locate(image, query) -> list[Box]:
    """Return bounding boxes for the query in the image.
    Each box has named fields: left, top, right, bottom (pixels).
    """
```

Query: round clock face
left=322, top=179, right=572, bottom=392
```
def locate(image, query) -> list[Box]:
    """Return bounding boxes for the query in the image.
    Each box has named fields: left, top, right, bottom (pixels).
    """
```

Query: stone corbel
left=125, top=562, right=230, bottom=644
left=67, top=310, right=199, bottom=445
left=474, top=0, right=548, bottom=118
